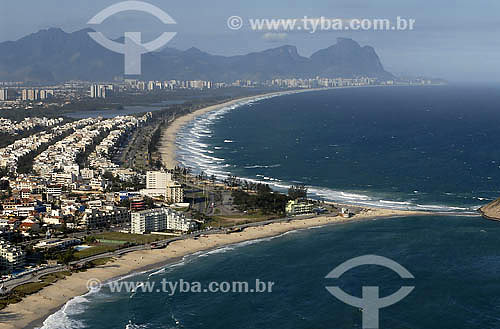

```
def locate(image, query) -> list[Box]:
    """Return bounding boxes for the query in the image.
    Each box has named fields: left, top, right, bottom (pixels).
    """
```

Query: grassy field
left=94, top=232, right=165, bottom=244
left=73, top=244, right=120, bottom=260
left=73, top=233, right=173, bottom=260
left=208, top=213, right=275, bottom=228
left=88, top=257, right=113, bottom=267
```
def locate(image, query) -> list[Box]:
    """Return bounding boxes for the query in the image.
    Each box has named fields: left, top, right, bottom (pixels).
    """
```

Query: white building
left=285, top=200, right=314, bottom=216
left=0, top=89, right=13, bottom=101
left=81, top=207, right=130, bottom=228
left=81, top=168, right=94, bottom=180
left=166, top=182, right=183, bottom=204
left=144, top=171, right=183, bottom=203
left=131, top=208, right=196, bottom=234
left=146, top=171, right=171, bottom=189
left=131, top=208, right=167, bottom=234
left=0, top=240, right=25, bottom=272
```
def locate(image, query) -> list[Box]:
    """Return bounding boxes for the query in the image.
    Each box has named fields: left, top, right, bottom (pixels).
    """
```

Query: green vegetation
left=87, top=257, right=113, bottom=267
left=93, top=232, right=164, bottom=244
left=207, top=212, right=275, bottom=228
left=0, top=271, right=72, bottom=310
left=232, top=186, right=289, bottom=215
left=288, top=184, right=308, bottom=200
left=73, top=244, right=120, bottom=260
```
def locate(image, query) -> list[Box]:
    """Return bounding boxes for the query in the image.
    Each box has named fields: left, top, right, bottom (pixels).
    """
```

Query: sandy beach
left=0, top=208, right=428, bottom=329
left=0, top=87, right=432, bottom=328
left=158, top=88, right=328, bottom=169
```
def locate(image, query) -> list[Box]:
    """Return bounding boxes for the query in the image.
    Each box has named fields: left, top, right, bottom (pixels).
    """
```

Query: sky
left=0, top=0, right=499, bottom=82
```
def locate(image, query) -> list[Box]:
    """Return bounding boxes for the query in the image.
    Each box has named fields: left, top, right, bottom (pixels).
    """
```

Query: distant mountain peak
left=336, top=37, right=360, bottom=46
left=0, top=27, right=394, bottom=82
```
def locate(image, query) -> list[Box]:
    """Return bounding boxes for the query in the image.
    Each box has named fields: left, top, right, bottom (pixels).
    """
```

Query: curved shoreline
left=157, top=85, right=480, bottom=213
left=0, top=85, right=470, bottom=329
left=1, top=209, right=435, bottom=329
left=158, top=88, right=333, bottom=169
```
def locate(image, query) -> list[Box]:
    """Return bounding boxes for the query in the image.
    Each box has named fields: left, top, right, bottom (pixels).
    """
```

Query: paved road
left=1, top=214, right=318, bottom=293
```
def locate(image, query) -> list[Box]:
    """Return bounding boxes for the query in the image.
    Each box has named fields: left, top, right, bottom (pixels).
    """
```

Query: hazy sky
left=1, top=0, right=499, bottom=82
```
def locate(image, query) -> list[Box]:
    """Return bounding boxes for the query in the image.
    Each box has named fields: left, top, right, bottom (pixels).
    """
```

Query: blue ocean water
left=38, top=86, right=500, bottom=329
left=40, top=215, right=500, bottom=329
left=176, top=85, right=500, bottom=212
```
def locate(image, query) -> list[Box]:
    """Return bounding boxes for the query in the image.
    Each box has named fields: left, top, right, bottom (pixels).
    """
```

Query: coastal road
left=1, top=214, right=319, bottom=293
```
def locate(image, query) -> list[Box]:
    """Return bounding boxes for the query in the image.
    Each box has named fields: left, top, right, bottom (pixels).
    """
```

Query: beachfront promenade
left=1, top=214, right=317, bottom=293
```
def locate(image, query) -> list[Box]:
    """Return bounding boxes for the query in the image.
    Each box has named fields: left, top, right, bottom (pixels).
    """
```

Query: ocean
left=39, top=85, right=500, bottom=328
left=176, top=85, right=500, bottom=212
left=40, top=215, right=500, bottom=329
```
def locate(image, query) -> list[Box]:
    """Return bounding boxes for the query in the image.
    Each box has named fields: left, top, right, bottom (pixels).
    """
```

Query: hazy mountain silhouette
left=0, top=28, right=394, bottom=82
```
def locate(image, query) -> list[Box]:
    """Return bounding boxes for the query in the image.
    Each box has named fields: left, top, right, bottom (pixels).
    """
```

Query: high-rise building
left=40, top=90, right=54, bottom=100
left=146, top=171, right=171, bottom=189
left=144, top=171, right=183, bottom=203
left=90, top=85, right=98, bottom=98
left=90, top=85, right=110, bottom=98
left=131, top=208, right=166, bottom=234
left=0, top=89, right=9, bottom=101
left=166, top=182, right=184, bottom=204
left=21, top=89, right=40, bottom=101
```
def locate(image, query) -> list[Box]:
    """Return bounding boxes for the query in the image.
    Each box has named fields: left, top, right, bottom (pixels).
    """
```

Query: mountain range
left=0, top=28, right=394, bottom=82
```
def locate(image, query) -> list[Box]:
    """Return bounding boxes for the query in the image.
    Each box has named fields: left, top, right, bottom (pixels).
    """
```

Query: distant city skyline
left=1, top=0, right=500, bottom=82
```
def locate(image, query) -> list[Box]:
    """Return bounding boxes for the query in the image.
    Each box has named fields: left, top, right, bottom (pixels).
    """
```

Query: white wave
left=379, top=200, right=412, bottom=205
left=197, top=246, right=235, bottom=257
left=174, top=90, right=476, bottom=215
left=244, top=164, right=281, bottom=169
left=339, top=192, right=371, bottom=200
left=37, top=295, right=90, bottom=329
left=125, top=321, right=149, bottom=329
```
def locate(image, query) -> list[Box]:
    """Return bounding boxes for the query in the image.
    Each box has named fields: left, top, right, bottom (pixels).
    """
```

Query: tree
left=58, top=249, right=76, bottom=265
left=288, top=185, right=308, bottom=200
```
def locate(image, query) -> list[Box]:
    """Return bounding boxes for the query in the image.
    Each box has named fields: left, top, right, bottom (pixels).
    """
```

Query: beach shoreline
left=1, top=208, right=433, bottom=329
left=158, top=88, right=333, bottom=169
left=0, top=85, right=462, bottom=329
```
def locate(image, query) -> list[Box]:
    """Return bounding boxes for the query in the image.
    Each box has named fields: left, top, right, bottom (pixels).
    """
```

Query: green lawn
left=94, top=232, right=164, bottom=244
left=73, top=244, right=120, bottom=260
left=88, top=257, right=113, bottom=267
left=207, top=212, right=275, bottom=228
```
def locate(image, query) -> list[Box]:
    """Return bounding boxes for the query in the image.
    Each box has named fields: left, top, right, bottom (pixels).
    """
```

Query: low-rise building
left=34, top=238, right=81, bottom=251
left=285, top=200, right=315, bottom=216
left=81, top=207, right=130, bottom=228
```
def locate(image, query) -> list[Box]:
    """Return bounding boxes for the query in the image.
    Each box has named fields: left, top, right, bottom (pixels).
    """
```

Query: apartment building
left=0, top=240, right=25, bottom=272
left=131, top=208, right=196, bottom=234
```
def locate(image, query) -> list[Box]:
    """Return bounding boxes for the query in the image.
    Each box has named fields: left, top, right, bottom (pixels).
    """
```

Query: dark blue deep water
left=177, top=85, right=500, bottom=211
left=41, top=215, right=500, bottom=329
left=40, top=86, right=500, bottom=328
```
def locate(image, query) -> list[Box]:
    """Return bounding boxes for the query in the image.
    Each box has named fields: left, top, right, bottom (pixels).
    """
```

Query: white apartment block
left=81, top=208, right=130, bottom=228
left=131, top=208, right=196, bottom=234
left=166, top=182, right=184, bottom=204
left=131, top=208, right=167, bottom=234
left=146, top=171, right=171, bottom=189
left=0, top=240, right=25, bottom=272
left=145, top=171, right=183, bottom=203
